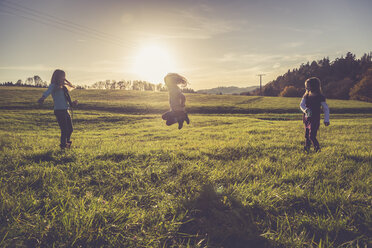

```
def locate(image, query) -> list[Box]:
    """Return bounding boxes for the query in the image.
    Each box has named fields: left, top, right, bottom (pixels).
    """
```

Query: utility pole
left=257, top=74, right=265, bottom=96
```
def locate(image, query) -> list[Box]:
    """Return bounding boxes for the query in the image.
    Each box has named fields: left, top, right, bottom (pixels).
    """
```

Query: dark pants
left=162, top=111, right=189, bottom=128
left=304, top=117, right=320, bottom=149
left=54, top=109, right=73, bottom=147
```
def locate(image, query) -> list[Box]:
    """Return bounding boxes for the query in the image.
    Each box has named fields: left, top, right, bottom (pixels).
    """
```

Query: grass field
left=0, top=87, right=371, bottom=247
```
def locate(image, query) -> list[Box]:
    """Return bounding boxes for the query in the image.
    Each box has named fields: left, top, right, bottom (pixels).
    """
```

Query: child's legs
left=163, top=111, right=177, bottom=126
left=184, top=112, right=190, bottom=124
left=66, top=111, right=73, bottom=142
left=173, top=111, right=186, bottom=129
left=166, top=119, right=177, bottom=126
left=309, top=122, right=320, bottom=148
left=174, top=111, right=186, bottom=120
left=304, top=123, right=311, bottom=147
left=162, top=112, right=169, bottom=120
left=54, top=110, right=69, bottom=146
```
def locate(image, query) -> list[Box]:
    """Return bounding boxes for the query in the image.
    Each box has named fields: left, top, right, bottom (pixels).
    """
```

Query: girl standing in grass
left=300, top=77, right=330, bottom=152
left=162, top=73, right=190, bottom=129
left=38, top=69, right=78, bottom=149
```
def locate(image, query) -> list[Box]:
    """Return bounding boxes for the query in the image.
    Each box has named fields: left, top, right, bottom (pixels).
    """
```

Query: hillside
left=2, top=87, right=371, bottom=115
left=254, top=52, right=372, bottom=101
left=197, top=86, right=258, bottom=95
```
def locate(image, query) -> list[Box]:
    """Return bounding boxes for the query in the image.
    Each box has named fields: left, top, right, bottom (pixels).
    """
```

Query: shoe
left=185, top=114, right=190, bottom=124
left=314, top=147, right=321, bottom=153
left=66, top=141, right=72, bottom=149
left=304, top=146, right=310, bottom=153
left=178, top=120, right=184, bottom=129
left=60, top=144, right=66, bottom=149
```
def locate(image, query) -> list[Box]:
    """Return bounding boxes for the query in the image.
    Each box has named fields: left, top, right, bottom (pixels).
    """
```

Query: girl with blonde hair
left=38, top=69, right=78, bottom=149
left=162, top=73, right=190, bottom=129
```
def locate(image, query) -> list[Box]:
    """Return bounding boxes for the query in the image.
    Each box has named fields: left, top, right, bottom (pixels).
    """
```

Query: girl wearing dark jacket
left=300, top=77, right=330, bottom=152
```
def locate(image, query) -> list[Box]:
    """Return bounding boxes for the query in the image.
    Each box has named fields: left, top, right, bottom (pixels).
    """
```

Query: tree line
left=0, top=77, right=195, bottom=93
left=0, top=76, right=48, bottom=88
left=249, top=52, right=372, bottom=102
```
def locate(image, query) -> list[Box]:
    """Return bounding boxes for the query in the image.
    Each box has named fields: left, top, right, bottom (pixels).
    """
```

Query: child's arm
left=300, top=97, right=307, bottom=113
left=321, top=101, right=330, bottom=125
left=38, top=83, right=54, bottom=104
left=180, top=93, right=186, bottom=107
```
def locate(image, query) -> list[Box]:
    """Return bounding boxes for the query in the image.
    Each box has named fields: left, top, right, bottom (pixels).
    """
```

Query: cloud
left=0, top=65, right=53, bottom=71
left=123, top=4, right=243, bottom=41
left=273, top=63, right=281, bottom=69
left=0, top=59, right=133, bottom=77
left=282, top=42, right=304, bottom=48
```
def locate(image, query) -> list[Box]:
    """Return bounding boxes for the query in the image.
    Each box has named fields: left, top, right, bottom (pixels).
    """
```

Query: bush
left=323, top=77, right=355, bottom=99
left=349, top=69, right=372, bottom=102
left=279, top=86, right=301, bottom=97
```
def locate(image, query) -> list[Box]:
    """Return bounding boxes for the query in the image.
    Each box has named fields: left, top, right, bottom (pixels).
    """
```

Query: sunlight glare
left=132, top=44, right=177, bottom=84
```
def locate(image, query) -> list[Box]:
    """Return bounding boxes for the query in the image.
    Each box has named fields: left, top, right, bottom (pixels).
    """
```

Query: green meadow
left=0, top=87, right=371, bottom=247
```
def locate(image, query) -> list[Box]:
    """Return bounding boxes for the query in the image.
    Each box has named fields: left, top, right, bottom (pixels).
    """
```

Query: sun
left=132, top=44, right=177, bottom=84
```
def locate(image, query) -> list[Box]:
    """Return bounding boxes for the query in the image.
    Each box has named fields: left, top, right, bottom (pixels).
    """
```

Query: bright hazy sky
left=0, top=0, right=371, bottom=89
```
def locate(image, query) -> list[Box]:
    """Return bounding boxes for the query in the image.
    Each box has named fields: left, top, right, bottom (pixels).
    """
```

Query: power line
left=0, top=0, right=135, bottom=49
left=0, top=3, right=125, bottom=48
left=3, top=0, right=126, bottom=43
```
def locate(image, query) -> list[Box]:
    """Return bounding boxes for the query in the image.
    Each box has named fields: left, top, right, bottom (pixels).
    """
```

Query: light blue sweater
left=42, top=84, right=69, bottom=110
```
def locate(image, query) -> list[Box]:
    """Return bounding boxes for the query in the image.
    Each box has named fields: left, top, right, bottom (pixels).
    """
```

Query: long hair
left=51, top=69, right=74, bottom=91
left=51, top=69, right=65, bottom=87
left=304, top=77, right=322, bottom=97
left=164, top=73, right=188, bottom=88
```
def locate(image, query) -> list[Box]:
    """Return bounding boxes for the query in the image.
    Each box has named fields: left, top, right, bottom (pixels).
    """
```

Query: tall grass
left=0, top=87, right=371, bottom=247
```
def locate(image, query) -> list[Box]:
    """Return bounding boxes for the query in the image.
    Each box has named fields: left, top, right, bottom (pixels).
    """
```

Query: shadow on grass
left=95, top=152, right=136, bottom=162
left=73, top=115, right=156, bottom=125
left=345, top=154, right=371, bottom=163
left=27, top=150, right=76, bottom=164
left=96, top=151, right=193, bottom=163
left=203, top=146, right=262, bottom=161
left=172, top=185, right=272, bottom=248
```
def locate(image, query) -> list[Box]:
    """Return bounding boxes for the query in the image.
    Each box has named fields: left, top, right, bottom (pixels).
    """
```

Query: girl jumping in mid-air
left=38, top=69, right=78, bottom=149
left=300, top=77, right=330, bottom=152
left=162, top=73, right=190, bottom=129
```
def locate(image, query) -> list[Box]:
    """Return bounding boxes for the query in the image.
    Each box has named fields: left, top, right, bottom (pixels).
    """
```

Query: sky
left=0, top=0, right=371, bottom=89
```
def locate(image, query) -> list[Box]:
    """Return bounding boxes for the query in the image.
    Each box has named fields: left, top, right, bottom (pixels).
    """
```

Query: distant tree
left=1, top=81, right=14, bottom=86
left=349, top=69, right=372, bottom=102
left=181, top=88, right=195, bottom=93
left=123, top=80, right=132, bottom=90
left=263, top=84, right=280, bottom=96
left=33, top=75, right=43, bottom=87
left=240, top=91, right=252, bottom=96
left=156, top=83, right=166, bottom=91
left=15, top=79, right=22, bottom=86
left=111, top=80, right=117, bottom=90
left=105, top=80, right=111, bottom=90
left=255, top=52, right=372, bottom=101
left=280, top=86, right=301, bottom=97
left=132, top=80, right=144, bottom=91
left=323, top=78, right=354, bottom=99
left=25, top=77, right=34, bottom=86
left=117, top=81, right=124, bottom=89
